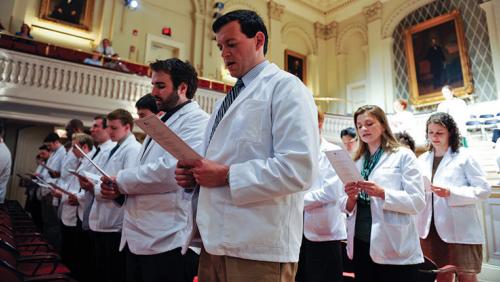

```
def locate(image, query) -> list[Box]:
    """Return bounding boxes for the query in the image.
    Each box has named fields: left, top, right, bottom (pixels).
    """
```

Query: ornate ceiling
left=293, top=0, right=359, bottom=14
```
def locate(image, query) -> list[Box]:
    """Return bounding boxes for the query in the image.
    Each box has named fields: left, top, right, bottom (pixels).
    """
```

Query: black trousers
left=94, top=231, right=126, bottom=282
left=125, top=245, right=199, bottom=282
left=296, top=236, right=343, bottom=282
left=60, top=223, right=78, bottom=276
left=353, top=238, right=419, bottom=282
left=75, top=219, right=96, bottom=282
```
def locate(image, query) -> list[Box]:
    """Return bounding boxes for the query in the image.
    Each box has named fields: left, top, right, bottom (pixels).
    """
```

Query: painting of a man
left=426, top=36, right=446, bottom=89
left=285, top=50, right=307, bottom=83
left=50, top=0, right=85, bottom=25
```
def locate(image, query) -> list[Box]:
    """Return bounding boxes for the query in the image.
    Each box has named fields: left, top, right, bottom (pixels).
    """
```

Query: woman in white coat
left=418, top=112, right=491, bottom=282
left=341, top=105, right=425, bottom=282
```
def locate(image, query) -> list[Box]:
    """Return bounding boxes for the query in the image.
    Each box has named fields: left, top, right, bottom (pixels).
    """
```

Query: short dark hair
left=135, top=94, right=159, bottom=114
left=107, top=109, right=134, bottom=130
left=340, top=127, right=356, bottom=139
left=43, top=132, right=60, bottom=143
left=38, top=144, right=49, bottom=151
left=149, top=59, right=198, bottom=99
left=212, top=10, right=268, bottom=55
left=426, top=112, right=461, bottom=153
left=94, top=115, right=107, bottom=129
left=66, top=119, right=84, bottom=132
left=395, top=132, right=416, bottom=153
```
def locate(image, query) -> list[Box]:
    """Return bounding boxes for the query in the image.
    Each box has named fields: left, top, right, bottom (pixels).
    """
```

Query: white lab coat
left=116, top=101, right=208, bottom=255
left=38, top=145, right=66, bottom=198
left=59, top=148, right=95, bottom=227
left=89, top=134, right=141, bottom=232
left=196, top=62, right=319, bottom=262
left=436, top=98, right=469, bottom=137
left=417, top=148, right=491, bottom=244
left=76, top=140, right=116, bottom=221
left=340, top=147, right=425, bottom=265
left=0, top=142, right=12, bottom=204
left=303, top=141, right=347, bottom=242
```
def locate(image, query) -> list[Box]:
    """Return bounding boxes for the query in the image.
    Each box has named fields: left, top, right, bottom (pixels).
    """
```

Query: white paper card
left=74, top=144, right=111, bottom=178
left=135, top=115, right=202, bottom=161
left=324, top=149, right=363, bottom=184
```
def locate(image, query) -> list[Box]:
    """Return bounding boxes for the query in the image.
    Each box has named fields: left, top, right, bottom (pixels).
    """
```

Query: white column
left=267, top=1, right=285, bottom=68
left=480, top=0, right=500, bottom=100
left=337, top=53, right=347, bottom=114
left=381, top=37, right=396, bottom=111
left=192, top=12, right=206, bottom=76
left=366, top=18, right=386, bottom=109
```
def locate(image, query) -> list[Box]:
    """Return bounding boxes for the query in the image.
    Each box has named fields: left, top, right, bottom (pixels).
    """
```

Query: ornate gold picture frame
left=404, top=10, right=473, bottom=106
left=39, top=0, right=94, bottom=31
left=284, top=49, right=307, bottom=84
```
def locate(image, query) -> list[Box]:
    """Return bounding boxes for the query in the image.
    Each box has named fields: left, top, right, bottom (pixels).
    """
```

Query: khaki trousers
left=198, top=248, right=297, bottom=282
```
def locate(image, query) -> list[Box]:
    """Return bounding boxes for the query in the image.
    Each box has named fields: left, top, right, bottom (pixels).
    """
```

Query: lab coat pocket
left=235, top=99, right=266, bottom=142
left=383, top=210, right=410, bottom=226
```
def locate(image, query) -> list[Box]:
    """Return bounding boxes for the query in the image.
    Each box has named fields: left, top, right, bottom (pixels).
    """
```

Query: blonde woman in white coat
left=418, top=112, right=491, bottom=282
left=341, top=105, right=425, bottom=282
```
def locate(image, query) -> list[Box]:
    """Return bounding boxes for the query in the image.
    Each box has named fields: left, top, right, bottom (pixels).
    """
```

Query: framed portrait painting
left=404, top=10, right=473, bottom=106
left=39, top=0, right=95, bottom=31
left=285, top=49, right=307, bottom=84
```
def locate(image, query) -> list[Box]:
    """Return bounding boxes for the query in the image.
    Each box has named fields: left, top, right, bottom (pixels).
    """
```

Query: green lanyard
left=358, top=147, right=384, bottom=204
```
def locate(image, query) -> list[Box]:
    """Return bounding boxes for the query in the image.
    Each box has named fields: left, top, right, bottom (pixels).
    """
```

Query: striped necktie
left=209, top=79, right=244, bottom=141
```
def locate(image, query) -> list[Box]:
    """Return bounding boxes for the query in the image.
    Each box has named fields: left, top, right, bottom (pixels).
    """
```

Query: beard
left=156, top=90, right=180, bottom=112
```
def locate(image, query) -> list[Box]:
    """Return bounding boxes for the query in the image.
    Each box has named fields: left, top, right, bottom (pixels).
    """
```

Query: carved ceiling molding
left=268, top=1, right=285, bottom=21
left=314, top=21, right=338, bottom=40
left=363, top=1, right=383, bottom=23
left=281, top=21, right=317, bottom=54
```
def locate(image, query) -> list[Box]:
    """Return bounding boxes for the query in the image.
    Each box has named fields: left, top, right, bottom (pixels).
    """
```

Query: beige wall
left=2, top=0, right=499, bottom=114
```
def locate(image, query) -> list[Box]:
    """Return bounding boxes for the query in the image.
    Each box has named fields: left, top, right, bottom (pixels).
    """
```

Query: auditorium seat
left=0, top=259, right=74, bottom=281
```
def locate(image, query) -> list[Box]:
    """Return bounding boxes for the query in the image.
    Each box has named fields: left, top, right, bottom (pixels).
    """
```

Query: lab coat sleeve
left=448, top=154, right=491, bottom=206
left=340, top=195, right=356, bottom=217
left=117, top=115, right=208, bottom=195
left=229, top=76, right=320, bottom=205
left=303, top=154, right=343, bottom=211
left=382, top=150, right=425, bottom=215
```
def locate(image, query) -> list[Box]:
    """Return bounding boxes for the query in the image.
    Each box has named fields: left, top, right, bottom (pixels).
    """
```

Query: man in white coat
left=0, top=125, right=11, bottom=204
left=101, top=59, right=209, bottom=282
left=176, top=10, right=319, bottom=281
left=89, top=109, right=141, bottom=282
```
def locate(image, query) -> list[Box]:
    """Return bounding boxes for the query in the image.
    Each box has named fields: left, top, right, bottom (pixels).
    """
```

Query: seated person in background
left=135, top=93, right=160, bottom=119
left=340, top=127, right=357, bottom=156
left=390, top=98, right=416, bottom=136
left=83, top=50, right=103, bottom=66
left=96, top=38, right=115, bottom=57
left=104, top=53, right=130, bottom=72
left=15, top=23, right=33, bottom=39
left=395, top=132, right=416, bottom=154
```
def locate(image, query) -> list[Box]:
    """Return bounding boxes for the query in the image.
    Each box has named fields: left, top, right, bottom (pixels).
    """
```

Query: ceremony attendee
left=97, top=38, right=115, bottom=57
left=175, top=10, right=319, bottom=281
left=89, top=109, right=141, bottom=282
left=101, top=58, right=209, bottom=282
left=135, top=93, right=159, bottom=119
left=341, top=105, right=425, bottom=282
left=0, top=125, right=11, bottom=204
left=395, top=132, right=416, bottom=154
left=341, top=127, right=357, bottom=156
left=84, top=50, right=103, bottom=66
left=437, top=85, right=469, bottom=147
left=418, top=112, right=491, bottom=282
left=77, top=115, right=115, bottom=282
left=15, top=23, right=33, bottom=39
left=390, top=98, right=416, bottom=137
left=296, top=111, right=346, bottom=282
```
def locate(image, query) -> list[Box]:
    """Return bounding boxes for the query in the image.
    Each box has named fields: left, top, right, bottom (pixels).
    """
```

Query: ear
left=177, top=82, right=188, bottom=97
left=255, top=31, right=265, bottom=51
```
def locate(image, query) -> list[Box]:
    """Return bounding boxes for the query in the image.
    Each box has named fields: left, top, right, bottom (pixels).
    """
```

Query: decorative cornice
left=363, top=1, right=383, bottom=23
left=268, top=1, right=285, bottom=21
left=314, top=21, right=337, bottom=40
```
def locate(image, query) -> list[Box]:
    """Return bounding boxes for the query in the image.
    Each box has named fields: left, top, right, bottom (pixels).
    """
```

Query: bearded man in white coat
left=176, top=10, right=319, bottom=282
left=101, top=59, right=208, bottom=282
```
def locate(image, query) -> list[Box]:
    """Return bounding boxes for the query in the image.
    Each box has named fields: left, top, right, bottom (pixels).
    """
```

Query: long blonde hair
left=353, top=105, right=400, bottom=161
